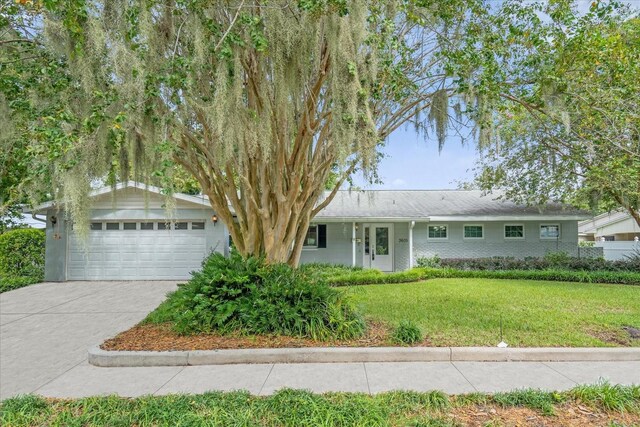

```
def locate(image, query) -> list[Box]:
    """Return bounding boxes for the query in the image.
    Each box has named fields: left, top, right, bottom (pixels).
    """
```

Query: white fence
left=594, top=241, right=640, bottom=261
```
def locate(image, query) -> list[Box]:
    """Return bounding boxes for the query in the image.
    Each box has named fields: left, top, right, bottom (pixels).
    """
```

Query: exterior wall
left=299, top=222, right=362, bottom=267
left=394, top=223, right=410, bottom=271
left=412, top=220, right=581, bottom=263
left=44, top=209, right=68, bottom=281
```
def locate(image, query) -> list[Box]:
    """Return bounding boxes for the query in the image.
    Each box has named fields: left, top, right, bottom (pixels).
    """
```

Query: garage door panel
left=67, top=227, right=208, bottom=280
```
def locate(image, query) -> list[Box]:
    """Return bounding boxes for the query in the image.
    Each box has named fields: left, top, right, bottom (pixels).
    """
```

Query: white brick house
left=37, top=183, right=592, bottom=280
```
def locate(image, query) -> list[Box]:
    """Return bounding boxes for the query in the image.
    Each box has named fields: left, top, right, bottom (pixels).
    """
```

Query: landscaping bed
left=2, top=385, right=640, bottom=426
left=100, top=321, right=412, bottom=351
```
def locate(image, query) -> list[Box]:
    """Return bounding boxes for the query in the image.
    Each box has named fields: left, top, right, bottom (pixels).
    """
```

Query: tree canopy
left=2, top=0, right=638, bottom=263
left=473, top=2, right=640, bottom=225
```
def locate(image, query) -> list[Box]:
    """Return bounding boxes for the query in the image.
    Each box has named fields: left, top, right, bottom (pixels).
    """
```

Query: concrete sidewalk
left=32, top=360, right=640, bottom=398
left=2, top=282, right=639, bottom=400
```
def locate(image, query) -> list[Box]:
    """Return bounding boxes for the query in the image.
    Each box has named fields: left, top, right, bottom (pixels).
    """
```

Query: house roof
left=34, top=181, right=211, bottom=212
left=314, top=190, right=589, bottom=221
left=35, top=182, right=588, bottom=221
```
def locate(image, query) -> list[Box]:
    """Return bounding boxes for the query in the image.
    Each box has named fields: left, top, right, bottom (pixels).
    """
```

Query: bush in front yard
left=151, top=252, right=365, bottom=340
left=392, top=320, right=423, bottom=345
left=0, top=228, right=45, bottom=287
left=417, top=256, right=640, bottom=272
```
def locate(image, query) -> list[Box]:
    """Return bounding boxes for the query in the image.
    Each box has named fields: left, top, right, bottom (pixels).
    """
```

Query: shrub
left=392, top=320, right=423, bottom=345
left=416, top=255, right=441, bottom=268
left=0, top=276, right=41, bottom=293
left=152, top=252, right=365, bottom=340
left=433, top=256, right=638, bottom=272
left=0, top=228, right=45, bottom=280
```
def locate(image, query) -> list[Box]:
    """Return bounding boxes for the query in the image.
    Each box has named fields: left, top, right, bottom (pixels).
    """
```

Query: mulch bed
left=448, top=404, right=640, bottom=426
left=101, top=321, right=433, bottom=351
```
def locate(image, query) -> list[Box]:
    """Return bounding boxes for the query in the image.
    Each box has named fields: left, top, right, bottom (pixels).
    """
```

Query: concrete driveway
left=0, top=281, right=178, bottom=399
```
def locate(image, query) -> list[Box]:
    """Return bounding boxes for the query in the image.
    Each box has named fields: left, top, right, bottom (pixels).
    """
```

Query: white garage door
left=67, top=220, right=208, bottom=280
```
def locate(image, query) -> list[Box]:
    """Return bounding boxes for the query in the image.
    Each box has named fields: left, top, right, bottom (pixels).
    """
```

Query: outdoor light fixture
left=211, top=214, right=218, bottom=225
left=50, top=215, right=57, bottom=226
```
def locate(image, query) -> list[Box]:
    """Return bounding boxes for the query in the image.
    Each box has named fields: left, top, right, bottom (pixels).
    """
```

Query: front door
left=364, top=223, right=393, bottom=271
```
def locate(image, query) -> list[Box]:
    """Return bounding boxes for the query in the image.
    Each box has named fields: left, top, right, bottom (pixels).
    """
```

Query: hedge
left=0, top=228, right=45, bottom=293
left=328, top=267, right=640, bottom=287
left=416, top=255, right=640, bottom=272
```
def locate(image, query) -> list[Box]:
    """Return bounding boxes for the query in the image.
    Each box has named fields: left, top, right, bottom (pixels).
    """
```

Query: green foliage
left=2, top=384, right=638, bottom=426
left=326, top=266, right=640, bottom=287
left=415, top=255, right=441, bottom=268
left=0, top=275, right=41, bottom=294
left=0, top=228, right=45, bottom=281
left=147, top=252, right=365, bottom=340
left=542, top=251, right=572, bottom=267
left=492, top=389, right=565, bottom=416
left=430, top=256, right=640, bottom=273
left=392, top=320, right=423, bottom=345
left=570, top=382, right=640, bottom=413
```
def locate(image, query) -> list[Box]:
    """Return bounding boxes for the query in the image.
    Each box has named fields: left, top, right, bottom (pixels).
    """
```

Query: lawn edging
left=88, top=345, right=640, bottom=367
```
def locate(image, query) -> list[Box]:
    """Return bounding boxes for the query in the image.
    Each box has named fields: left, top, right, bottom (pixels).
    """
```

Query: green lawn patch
left=348, top=278, right=640, bottom=347
left=2, top=384, right=639, bottom=426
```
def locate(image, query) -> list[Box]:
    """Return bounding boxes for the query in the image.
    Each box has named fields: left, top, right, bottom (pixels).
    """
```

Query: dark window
left=428, top=225, right=447, bottom=239
left=106, top=222, right=120, bottom=231
left=157, top=222, right=168, bottom=230
left=318, top=224, right=327, bottom=248
left=303, top=225, right=318, bottom=247
left=505, top=225, right=524, bottom=239
left=123, top=222, right=137, bottom=230
left=191, top=222, right=205, bottom=230
left=140, top=222, right=154, bottom=230
left=175, top=222, right=188, bottom=230
left=90, top=222, right=103, bottom=231
left=464, top=225, right=483, bottom=239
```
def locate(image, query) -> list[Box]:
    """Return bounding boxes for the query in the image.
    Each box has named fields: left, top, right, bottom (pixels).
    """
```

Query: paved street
left=1, top=282, right=639, bottom=400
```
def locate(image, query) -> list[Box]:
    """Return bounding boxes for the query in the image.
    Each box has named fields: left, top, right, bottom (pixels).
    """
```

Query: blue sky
left=352, top=129, right=479, bottom=190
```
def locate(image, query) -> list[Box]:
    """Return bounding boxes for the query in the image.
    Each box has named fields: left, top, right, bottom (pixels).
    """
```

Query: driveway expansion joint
left=88, top=346, right=640, bottom=367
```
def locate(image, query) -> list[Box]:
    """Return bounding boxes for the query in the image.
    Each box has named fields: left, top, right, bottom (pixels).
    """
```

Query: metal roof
left=314, top=190, right=588, bottom=220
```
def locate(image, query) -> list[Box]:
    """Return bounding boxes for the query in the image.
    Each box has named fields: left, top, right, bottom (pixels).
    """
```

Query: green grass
left=347, top=278, right=640, bottom=347
left=1, top=385, right=638, bottom=426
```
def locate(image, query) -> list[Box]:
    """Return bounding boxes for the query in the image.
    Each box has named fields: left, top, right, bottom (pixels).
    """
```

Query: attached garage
left=67, top=220, right=209, bottom=280
left=39, top=182, right=228, bottom=281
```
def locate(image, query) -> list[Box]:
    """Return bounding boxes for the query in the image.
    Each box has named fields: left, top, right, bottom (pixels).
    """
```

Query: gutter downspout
left=31, top=212, right=47, bottom=224
left=352, top=222, right=356, bottom=267
left=409, top=220, right=415, bottom=269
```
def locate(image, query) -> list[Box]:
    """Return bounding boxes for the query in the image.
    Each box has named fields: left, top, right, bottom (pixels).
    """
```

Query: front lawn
left=350, top=278, right=640, bottom=347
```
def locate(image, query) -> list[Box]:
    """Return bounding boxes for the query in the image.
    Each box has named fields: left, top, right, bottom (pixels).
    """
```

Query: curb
left=88, top=346, right=640, bottom=367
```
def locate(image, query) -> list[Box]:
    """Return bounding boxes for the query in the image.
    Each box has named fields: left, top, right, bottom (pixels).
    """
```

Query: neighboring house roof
left=34, top=182, right=588, bottom=221
left=578, top=210, right=640, bottom=236
left=314, top=190, right=588, bottom=221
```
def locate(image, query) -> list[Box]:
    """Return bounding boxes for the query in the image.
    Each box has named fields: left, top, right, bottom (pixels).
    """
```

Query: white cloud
left=391, top=178, right=406, bottom=187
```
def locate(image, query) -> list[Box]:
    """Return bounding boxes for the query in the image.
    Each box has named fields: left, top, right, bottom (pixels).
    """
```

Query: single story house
left=35, top=182, right=593, bottom=281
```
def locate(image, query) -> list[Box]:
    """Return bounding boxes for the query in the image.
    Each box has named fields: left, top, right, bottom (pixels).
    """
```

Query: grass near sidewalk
left=1, top=384, right=639, bottom=426
left=348, top=278, right=640, bottom=347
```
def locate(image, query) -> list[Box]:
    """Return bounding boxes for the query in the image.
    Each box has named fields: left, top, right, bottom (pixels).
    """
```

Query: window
left=504, top=224, right=524, bottom=239
left=191, top=222, right=205, bottom=230
left=428, top=225, right=447, bottom=239
left=463, top=225, right=484, bottom=239
left=90, top=222, right=103, bottom=231
left=106, top=222, right=120, bottom=231
left=175, top=222, right=188, bottom=230
left=304, top=225, right=318, bottom=248
left=140, top=222, right=154, bottom=230
left=540, top=224, right=560, bottom=239
left=157, top=222, right=168, bottom=230
left=123, top=222, right=137, bottom=230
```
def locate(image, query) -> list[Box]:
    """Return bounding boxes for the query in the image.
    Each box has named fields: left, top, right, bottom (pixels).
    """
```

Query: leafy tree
left=472, top=2, right=640, bottom=226
left=15, top=0, right=484, bottom=265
